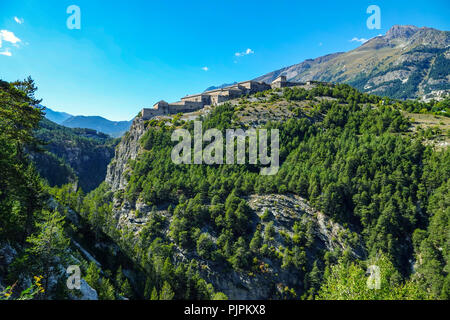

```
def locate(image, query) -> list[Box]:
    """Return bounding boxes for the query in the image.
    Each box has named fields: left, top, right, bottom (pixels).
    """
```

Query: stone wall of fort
left=141, top=108, right=164, bottom=119
left=141, top=77, right=301, bottom=120
left=168, top=101, right=204, bottom=114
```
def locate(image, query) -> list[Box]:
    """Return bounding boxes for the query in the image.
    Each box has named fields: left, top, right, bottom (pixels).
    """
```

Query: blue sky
left=0, top=0, right=449, bottom=121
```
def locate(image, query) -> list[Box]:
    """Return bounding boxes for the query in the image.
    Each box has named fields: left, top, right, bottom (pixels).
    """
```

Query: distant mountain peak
left=254, top=25, right=449, bottom=101
left=204, top=82, right=238, bottom=92
left=42, top=106, right=73, bottom=124
left=385, top=25, right=420, bottom=39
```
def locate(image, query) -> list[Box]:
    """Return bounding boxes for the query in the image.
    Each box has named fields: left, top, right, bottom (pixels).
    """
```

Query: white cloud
left=0, top=30, right=22, bottom=56
left=0, top=49, right=12, bottom=57
left=201, top=66, right=209, bottom=71
left=14, top=17, right=24, bottom=24
left=235, top=48, right=254, bottom=57
left=350, top=37, right=369, bottom=44
left=0, top=30, right=21, bottom=45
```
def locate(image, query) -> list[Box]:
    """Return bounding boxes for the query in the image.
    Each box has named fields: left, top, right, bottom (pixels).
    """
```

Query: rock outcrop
left=106, top=117, right=147, bottom=191
left=78, top=279, right=98, bottom=300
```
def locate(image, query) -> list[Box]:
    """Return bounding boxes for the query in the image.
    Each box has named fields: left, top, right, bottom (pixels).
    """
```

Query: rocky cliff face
left=200, top=194, right=365, bottom=299
left=255, top=25, right=450, bottom=100
left=105, top=116, right=147, bottom=191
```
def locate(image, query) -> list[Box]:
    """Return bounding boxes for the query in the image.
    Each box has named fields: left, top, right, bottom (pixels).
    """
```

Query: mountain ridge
left=61, top=115, right=132, bottom=138
left=254, top=25, right=450, bottom=100
left=43, top=107, right=132, bottom=137
left=43, top=106, right=72, bottom=124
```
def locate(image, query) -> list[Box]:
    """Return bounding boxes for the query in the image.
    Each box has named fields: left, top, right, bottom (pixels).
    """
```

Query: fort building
left=141, top=77, right=302, bottom=120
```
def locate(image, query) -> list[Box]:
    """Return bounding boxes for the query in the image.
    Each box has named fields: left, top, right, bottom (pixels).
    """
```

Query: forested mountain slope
left=1, top=78, right=449, bottom=300
left=64, top=83, right=449, bottom=299
left=30, top=118, right=118, bottom=192
left=0, top=79, right=141, bottom=300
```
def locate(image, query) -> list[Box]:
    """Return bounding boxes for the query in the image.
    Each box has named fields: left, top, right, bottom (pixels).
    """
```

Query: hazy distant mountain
left=204, top=82, right=238, bottom=92
left=61, top=116, right=132, bottom=138
left=255, top=25, right=450, bottom=100
left=43, top=107, right=73, bottom=124
left=43, top=107, right=132, bottom=137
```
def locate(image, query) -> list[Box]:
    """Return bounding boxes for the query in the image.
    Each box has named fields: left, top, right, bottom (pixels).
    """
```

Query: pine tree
left=150, top=287, right=159, bottom=300
left=159, top=281, right=174, bottom=300
left=115, top=266, right=133, bottom=298
left=84, top=261, right=100, bottom=291
left=26, top=209, right=70, bottom=296
left=249, top=228, right=263, bottom=253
